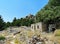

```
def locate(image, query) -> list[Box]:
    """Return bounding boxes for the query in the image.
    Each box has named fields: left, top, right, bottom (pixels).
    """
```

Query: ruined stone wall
left=31, top=22, right=47, bottom=32
left=31, top=24, right=36, bottom=32
left=42, top=23, right=47, bottom=32
left=35, top=22, right=43, bottom=32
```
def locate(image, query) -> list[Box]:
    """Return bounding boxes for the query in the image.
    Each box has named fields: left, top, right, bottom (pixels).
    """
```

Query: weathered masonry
left=48, top=24, right=56, bottom=32
left=31, top=22, right=47, bottom=32
left=31, top=22, right=60, bottom=32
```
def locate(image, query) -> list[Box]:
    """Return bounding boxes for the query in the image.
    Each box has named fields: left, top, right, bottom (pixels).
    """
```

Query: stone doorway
left=48, top=24, right=56, bottom=32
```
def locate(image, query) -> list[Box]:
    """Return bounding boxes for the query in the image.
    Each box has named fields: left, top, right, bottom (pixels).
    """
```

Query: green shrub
left=0, top=36, right=5, bottom=40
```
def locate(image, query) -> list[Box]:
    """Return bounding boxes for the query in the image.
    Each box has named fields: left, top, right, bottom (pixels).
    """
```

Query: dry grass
left=54, top=29, right=60, bottom=44
left=54, top=29, right=60, bottom=36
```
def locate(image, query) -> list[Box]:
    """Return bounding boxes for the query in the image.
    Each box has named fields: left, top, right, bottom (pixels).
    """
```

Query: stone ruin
left=31, top=22, right=57, bottom=33
left=31, top=22, right=47, bottom=32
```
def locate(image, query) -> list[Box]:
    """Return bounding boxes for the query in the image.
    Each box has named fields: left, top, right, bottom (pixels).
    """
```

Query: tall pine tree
left=0, top=15, right=6, bottom=31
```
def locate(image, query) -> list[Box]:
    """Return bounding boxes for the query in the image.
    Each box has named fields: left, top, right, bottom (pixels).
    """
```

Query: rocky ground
left=0, top=27, right=60, bottom=44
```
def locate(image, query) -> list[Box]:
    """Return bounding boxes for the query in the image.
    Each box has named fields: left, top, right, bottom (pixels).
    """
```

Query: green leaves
left=0, top=36, right=5, bottom=40
left=0, top=15, right=6, bottom=31
left=49, top=0, right=60, bottom=6
left=8, top=14, right=35, bottom=27
left=36, top=0, right=60, bottom=24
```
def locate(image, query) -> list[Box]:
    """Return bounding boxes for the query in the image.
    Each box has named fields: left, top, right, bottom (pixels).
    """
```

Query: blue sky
left=0, top=0, right=48, bottom=22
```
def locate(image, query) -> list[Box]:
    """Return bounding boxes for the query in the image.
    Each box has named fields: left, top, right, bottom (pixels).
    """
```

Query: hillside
left=36, top=0, right=60, bottom=23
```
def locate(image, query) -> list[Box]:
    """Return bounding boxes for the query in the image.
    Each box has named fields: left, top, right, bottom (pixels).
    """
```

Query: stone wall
left=31, top=22, right=47, bottom=32
left=31, top=24, right=36, bottom=32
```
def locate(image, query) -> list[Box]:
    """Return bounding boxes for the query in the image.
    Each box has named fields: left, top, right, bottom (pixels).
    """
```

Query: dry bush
left=54, top=29, right=60, bottom=36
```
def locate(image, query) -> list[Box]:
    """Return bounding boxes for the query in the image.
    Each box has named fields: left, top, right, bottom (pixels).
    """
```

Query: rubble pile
left=28, top=35, right=55, bottom=44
